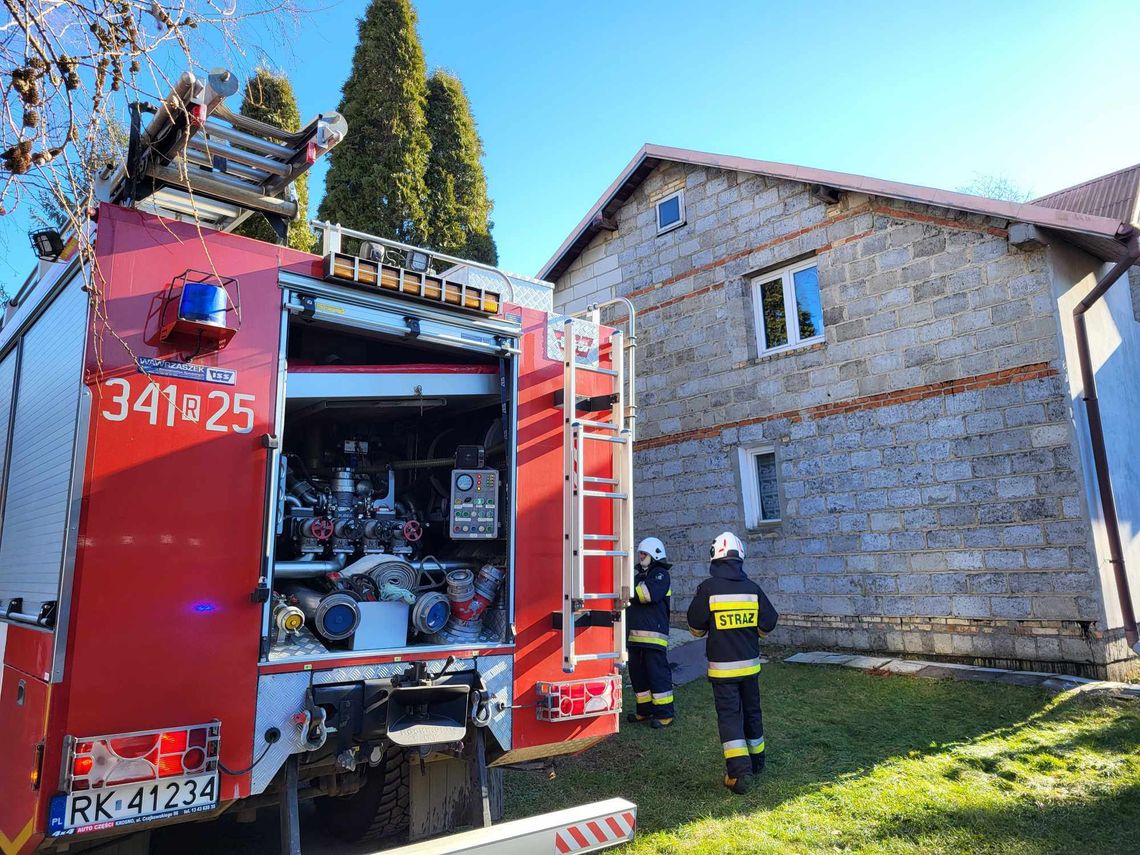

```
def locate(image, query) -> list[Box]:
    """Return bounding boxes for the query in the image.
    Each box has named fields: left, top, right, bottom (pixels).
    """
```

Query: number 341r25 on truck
left=0, top=69, right=639, bottom=855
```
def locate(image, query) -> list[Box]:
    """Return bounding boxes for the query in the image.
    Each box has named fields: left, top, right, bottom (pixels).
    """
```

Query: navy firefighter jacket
left=686, top=557, right=779, bottom=680
left=627, top=558, right=672, bottom=649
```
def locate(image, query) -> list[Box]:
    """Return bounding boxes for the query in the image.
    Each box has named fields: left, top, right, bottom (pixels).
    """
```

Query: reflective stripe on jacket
left=627, top=558, right=671, bottom=647
left=686, top=557, right=778, bottom=680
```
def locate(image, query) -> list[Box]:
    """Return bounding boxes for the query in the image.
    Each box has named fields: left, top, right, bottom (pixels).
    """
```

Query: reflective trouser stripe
left=629, top=631, right=669, bottom=646
left=666, top=588, right=672, bottom=597
left=635, top=582, right=651, bottom=603
left=748, top=738, right=765, bottom=754
left=635, top=691, right=652, bottom=703
left=722, top=739, right=748, bottom=759
left=708, top=658, right=762, bottom=678
left=652, top=692, right=674, bottom=705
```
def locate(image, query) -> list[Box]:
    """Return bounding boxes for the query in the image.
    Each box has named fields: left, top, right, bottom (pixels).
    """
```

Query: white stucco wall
left=1051, top=242, right=1140, bottom=631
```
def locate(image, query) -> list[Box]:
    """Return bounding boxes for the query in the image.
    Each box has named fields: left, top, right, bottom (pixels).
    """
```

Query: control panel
left=449, top=468, right=499, bottom=540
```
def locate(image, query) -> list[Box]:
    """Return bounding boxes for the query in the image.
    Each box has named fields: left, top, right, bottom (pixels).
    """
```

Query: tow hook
left=295, top=692, right=328, bottom=751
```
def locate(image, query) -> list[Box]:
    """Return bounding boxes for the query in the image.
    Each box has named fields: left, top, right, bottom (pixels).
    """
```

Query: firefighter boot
left=752, top=752, right=766, bottom=774
left=626, top=713, right=651, bottom=724
left=650, top=717, right=673, bottom=729
left=723, top=773, right=751, bottom=795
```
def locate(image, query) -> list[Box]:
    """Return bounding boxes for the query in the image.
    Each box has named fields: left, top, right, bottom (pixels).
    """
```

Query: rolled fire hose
left=278, top=583, right=360, bottom=642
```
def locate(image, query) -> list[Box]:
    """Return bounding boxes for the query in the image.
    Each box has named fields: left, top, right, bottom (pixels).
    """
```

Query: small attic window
left=656, top=190, right=685, bottom=234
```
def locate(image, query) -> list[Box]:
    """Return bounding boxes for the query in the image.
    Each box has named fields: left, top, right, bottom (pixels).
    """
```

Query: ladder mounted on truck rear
left=559, top=300, right=638, bottom=672
left=97, top=68, right=346, bottom=239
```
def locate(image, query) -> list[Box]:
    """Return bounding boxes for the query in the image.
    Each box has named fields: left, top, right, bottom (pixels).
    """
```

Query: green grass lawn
left=503, top=662, right=1140, bottom=854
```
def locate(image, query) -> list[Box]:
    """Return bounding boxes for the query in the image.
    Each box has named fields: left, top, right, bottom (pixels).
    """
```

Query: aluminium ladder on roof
left=560, top=302, right=637, bottom=673
left=97, top=69, right=346, bottom=239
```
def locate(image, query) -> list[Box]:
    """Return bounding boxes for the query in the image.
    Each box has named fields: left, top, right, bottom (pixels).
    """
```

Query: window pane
left=758, top=278, right=787, bottom=349
left=793, top=266, right=823, bottom=340
left=658, top=195, right=681, bottom=229
left=755, top=453, right=780, bottom=521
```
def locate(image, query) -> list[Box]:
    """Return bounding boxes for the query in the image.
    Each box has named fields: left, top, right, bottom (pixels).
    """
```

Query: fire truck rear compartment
left=267, top=320, right=514, bottom=660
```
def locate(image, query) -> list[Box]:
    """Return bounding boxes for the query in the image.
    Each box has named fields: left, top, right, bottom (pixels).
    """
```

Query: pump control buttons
left=449, top=468, right=499, bottom=540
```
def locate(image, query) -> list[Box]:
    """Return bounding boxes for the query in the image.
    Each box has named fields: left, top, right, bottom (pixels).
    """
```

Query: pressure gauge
left=450, top=469, right=498, bottom=540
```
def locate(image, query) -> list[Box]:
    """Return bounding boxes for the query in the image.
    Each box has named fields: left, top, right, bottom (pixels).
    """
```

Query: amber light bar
left=324, top=252, right=501, bottom=315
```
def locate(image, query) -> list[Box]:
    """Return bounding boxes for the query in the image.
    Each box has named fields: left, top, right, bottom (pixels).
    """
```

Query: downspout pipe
left=1071, top=230, right=1140, bottom=651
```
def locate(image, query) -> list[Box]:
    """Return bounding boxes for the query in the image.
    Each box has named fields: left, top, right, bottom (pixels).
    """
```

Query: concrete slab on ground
left=666, top=627, right=696, bottom=649
left=667, top=637, right=707, bottom=687
left=785, top=650, right=1140, bottom=698
left=876, top=659, right=929, bottom=675
left=654, top=638, right=771, bottom=688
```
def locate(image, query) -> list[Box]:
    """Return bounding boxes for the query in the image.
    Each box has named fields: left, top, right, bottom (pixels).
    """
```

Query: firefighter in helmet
left=687, top=531, right=778, bottom=794
left=626, top=536, right=675, bottom=727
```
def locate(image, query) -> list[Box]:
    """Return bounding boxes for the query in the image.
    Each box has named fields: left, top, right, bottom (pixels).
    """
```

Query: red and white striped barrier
left=555, top=808, right=636, bottom=853
left=383, top=798, right=637, bottom=855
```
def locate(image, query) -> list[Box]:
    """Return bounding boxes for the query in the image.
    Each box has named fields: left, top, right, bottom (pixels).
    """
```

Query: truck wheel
left=315, top=749, right=409, bottom=842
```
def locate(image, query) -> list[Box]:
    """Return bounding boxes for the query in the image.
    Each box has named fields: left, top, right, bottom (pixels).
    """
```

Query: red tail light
left=72, top=755, right=93, bottom=778
left=536, top=676, right=621, bottom=722
left=110, top=735, right=158, bottom=759
left=65, top=722, right=220, bottom=792
left=305, top=140, right=318, bottom=165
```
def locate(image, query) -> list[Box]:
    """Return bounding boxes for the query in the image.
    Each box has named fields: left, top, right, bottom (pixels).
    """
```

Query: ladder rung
left=574, top=365, right=619, bottom=377
left=584, top=533, right=617, bottom=541
left=583, top=550, right=628, bottom=557
left=575, top=652, right=621, bottom=662
left=584, top=477, right=619, bottom=486
left=575, top=419, right=619, bottom=432
left=579, top=433, right=626, bottom=444
left=583, top=592, right=618, bottom=601
left=582, top=490, right=628, bottom=500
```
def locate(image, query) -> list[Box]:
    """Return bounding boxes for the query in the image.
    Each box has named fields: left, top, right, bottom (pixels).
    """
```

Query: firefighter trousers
left=627, top=644, right=674, bottom=720
left=712, top=675, right=765, bottom=779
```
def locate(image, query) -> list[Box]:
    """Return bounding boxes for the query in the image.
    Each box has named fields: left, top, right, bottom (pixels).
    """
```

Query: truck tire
left=315, top=749, right=409, bottom=843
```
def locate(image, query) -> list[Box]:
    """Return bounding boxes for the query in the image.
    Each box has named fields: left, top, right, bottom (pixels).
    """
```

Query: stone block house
left=541, top=147, right=1140, bottom=679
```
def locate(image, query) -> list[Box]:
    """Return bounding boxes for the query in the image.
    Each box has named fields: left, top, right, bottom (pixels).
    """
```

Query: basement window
left=655, top=190, right=685, bottom=234
left=751, top=260, right=824, bottom=354
left=739, top=445, right=781, bottom=527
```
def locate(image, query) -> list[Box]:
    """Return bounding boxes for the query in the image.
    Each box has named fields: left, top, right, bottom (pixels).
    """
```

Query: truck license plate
left=49, top=774, right=218, bottom=836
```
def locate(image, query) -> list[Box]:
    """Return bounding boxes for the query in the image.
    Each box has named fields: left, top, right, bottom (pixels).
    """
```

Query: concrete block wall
left=552, top=160, right=1122, bottom=677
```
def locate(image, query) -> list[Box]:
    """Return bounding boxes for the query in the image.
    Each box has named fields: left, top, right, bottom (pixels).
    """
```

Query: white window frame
left=750, top=258, right=824, bottom=355
left=738, top=444, right=781, bottom=528
left=655, top=190, right=685, bottom=235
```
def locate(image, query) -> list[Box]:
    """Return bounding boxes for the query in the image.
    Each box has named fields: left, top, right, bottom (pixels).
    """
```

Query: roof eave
left=539, top=144, right=1137, bottom=280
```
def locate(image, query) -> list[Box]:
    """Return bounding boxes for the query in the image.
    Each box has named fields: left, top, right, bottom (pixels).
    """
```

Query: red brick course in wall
left=634, top=362, right=1059, bottom=452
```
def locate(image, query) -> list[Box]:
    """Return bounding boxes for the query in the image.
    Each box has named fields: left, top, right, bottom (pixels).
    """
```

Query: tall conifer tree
left=233, top=69, right=316, bottom=251
left=318, top=0, right=431, bottom=244
left=424, top=70, right=497, bottom=264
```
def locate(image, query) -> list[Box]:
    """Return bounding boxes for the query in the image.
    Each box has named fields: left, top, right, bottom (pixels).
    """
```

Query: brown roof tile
left=1032, top=164, right=1140, bottom=226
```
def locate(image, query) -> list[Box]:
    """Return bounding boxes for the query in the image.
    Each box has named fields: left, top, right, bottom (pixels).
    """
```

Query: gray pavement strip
left=782, top=648, right=1140, bottom=698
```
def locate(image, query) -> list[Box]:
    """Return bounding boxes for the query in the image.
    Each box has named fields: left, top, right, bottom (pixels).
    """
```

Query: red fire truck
left=0, top=71, right=637, bottom=854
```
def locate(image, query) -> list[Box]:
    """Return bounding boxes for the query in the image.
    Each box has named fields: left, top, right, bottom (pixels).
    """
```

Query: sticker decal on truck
left=137, top=357, right=237, bottom=386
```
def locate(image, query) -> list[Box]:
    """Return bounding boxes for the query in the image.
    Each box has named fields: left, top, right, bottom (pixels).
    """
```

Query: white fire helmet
left=637, top=537, right=667, bottom=563
left=710, top=531, right=746, bottom=561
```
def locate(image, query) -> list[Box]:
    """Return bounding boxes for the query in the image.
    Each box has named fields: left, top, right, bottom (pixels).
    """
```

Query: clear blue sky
left=3, top=0, right=1138, bottom=288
